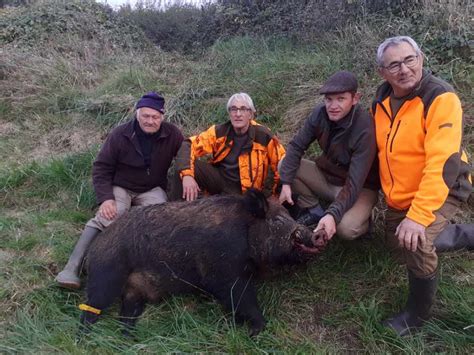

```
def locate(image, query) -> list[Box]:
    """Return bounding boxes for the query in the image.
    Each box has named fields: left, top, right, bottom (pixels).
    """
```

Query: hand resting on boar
left=79, top=189, right=328, bottom=336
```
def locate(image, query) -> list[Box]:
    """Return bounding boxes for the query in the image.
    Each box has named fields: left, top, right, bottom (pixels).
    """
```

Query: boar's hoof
left=249, top=320, right=266, bottom=337
left=121, top=327, right=137, bottom=339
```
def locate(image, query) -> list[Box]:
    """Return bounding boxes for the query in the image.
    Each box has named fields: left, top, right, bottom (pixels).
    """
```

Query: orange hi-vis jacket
left=177, top=120, right=286, bottom=193
left=372, top=70, right=471, bottom=226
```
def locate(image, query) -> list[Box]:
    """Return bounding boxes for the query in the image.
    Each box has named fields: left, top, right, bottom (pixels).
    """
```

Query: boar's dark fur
left=80, top=189, right=317, bottom=336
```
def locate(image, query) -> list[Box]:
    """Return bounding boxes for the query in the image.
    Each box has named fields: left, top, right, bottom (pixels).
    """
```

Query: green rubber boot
left=55, top=226, right=100, bottom=289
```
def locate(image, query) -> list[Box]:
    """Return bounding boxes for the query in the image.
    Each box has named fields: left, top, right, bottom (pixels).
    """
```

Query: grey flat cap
left=319, top=70, right=358, bottom=94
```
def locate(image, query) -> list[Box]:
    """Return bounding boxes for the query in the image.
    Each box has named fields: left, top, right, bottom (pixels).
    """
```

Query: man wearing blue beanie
left=56, top=91, right=184, bottom=289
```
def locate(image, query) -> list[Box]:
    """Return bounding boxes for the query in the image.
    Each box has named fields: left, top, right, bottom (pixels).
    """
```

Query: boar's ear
left=243, top=188, right=269, bottom=218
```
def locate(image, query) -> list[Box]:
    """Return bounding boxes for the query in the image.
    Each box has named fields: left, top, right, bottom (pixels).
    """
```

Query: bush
left=120, top=0, right=472, bottom=74
left=119, top=2, right=215, bottom=54
left=0, top=0, right=150, bottom=51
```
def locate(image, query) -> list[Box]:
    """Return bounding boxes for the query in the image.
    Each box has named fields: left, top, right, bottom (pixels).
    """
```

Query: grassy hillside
left=0, top=0, right=472, bottom=353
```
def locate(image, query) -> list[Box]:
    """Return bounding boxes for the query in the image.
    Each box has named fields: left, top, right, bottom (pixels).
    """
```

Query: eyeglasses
left=382, top=55, right=419, bottom=74
left=229, top=106, right=252, bottom=114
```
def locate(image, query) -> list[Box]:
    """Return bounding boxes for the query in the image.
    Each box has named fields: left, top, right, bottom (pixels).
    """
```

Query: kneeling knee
left=336, top=223, right=366, bottom=241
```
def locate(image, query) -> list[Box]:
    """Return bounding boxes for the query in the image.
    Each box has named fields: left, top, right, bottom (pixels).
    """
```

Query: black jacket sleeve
left=175, top=139, right=192, bottom=175
left=325, top=111, right=376, bottom=223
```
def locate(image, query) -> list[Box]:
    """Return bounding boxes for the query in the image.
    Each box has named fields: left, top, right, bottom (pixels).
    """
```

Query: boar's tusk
left=294, top=229, right=302, bottom=242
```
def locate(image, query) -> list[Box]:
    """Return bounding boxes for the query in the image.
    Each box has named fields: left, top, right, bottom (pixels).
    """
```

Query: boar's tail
left=243, top=189, right=268, bottom=218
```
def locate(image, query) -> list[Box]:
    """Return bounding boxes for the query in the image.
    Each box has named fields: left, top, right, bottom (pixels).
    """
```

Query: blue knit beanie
left=136, top=92, right=165, bottom=113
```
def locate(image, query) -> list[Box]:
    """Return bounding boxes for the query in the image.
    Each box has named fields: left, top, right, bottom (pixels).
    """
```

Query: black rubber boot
left=55, top=226, right=100, bottom=289
left=296, top=204, right=326, bottom=227
left=383, top=268, right=439, bottom=336
left=434, top=224, right=474, bottom=252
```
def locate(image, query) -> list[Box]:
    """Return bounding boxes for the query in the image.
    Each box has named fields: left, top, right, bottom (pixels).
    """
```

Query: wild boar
left=79, top=189, right=326, bottom=336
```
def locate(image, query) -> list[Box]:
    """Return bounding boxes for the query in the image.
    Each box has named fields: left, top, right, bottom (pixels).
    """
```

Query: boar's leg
left=119, top=290, right=147, bottom=336
left=79, top=311, right=100, bottom=334
left=210, top=276, right=266, bottom=336
left=80, top=263, right=129, bottom=327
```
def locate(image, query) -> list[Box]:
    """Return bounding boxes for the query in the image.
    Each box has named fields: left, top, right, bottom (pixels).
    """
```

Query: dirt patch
left=281, top=300, right=362, bottom=348
left=0, top=249, right=16, bottom=263
left=0, top=120, right=20, bottom=136
left=30, top=126, right=102, bottom=161
left=1, top=114, right=105, bottom=168
left=280, top=98, right=315, bottom=145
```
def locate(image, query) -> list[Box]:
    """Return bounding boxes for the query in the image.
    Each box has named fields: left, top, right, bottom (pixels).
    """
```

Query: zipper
left=248, top=151, right=254, bottom=187
left=389, top=121, right=401, bottom=153
left=378, top=101, right=396, bottom=203
left=130, top=132, right=144, bottom=157
left=130, top=131, right=150, bottom=176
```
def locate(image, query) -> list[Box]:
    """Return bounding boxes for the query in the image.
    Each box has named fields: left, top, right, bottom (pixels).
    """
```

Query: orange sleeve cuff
left=405, top=208, right=434, bottom=227
left=179, top=169, right=194, bottom=180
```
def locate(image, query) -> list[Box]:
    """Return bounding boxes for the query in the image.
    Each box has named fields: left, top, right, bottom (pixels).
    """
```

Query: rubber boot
left=55, top=226, right=100, bottom=289
left=434, top=224, right=474, bottom=252
left=383, top=268, right=439, bottom=336
left=296, top=204, right=326, bottom=227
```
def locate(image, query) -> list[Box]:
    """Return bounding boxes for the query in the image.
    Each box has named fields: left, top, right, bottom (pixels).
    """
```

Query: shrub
left=119, top=2, right=211, bottom=54
left=0, top=0, right=150, bottom=51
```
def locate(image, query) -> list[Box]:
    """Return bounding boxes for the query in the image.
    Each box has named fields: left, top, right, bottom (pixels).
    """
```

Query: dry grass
left=279, top=85, right=320, bottom=145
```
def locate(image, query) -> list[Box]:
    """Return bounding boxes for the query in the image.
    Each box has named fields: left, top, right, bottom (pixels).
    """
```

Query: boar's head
left=247, top=198, right=326, bottom=267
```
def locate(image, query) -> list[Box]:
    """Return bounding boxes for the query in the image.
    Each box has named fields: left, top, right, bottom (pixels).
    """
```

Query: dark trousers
left=170, top=160, right=242, bottom=201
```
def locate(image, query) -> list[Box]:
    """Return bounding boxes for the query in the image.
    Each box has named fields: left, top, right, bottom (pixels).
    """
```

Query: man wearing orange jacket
left=175, top=92, right=285, bottom=201
left=373, top=36, right=472, bottom=336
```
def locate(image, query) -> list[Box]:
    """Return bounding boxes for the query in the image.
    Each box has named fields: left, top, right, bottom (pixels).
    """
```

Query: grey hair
left=227, top=93, right=256, bottom=113
left=376, top=36, right=422, bottom=66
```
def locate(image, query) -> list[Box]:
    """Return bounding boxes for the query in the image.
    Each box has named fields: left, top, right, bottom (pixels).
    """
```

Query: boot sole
left=57, top=281, right=81, bottom=290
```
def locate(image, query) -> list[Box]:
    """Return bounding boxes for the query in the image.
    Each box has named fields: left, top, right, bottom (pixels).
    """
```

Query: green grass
left=0, top=234, right=472, bottom=353
left=0, top=152, right=471, bottom=353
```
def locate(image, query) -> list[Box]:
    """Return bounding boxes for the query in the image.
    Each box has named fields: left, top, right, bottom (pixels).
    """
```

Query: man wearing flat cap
left=56, top=92, right=184, bottom=289
left=279, top=71, right=379, bottom=241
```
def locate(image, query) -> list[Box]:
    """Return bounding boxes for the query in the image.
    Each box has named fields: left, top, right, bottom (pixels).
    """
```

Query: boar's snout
left=312, top=229, right=329, bottom=252
left=293, top=226, right=329, bottom=255
left=291, top=226, right=320, bottom=255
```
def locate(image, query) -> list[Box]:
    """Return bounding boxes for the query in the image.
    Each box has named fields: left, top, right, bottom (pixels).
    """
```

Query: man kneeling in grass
left=279, top=70, right=379, bottom=241
left=56, top=92, right=184, bottom=289
left=373, top=36, right=471, bottom=335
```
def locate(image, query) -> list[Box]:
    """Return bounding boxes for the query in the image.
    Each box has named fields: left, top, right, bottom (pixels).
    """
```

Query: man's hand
left=395, top=217, right=426, bottom=252
left=99, top=199, right=117, bottom=221
left=314, top=214, right=336, bottom=240
left=182, top=175, right=201, bottom=201
left=279, top=184, right=294, bottom=205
